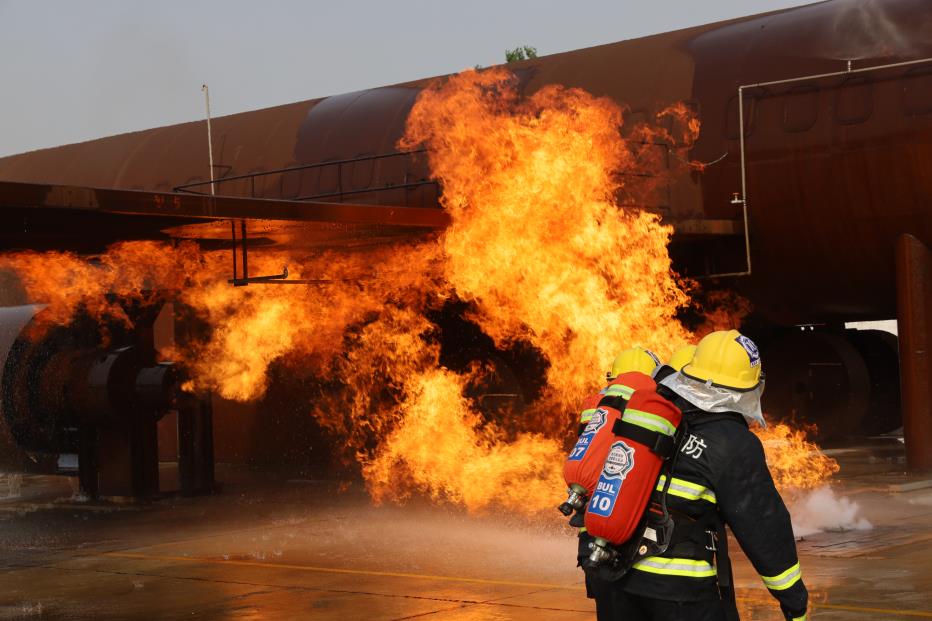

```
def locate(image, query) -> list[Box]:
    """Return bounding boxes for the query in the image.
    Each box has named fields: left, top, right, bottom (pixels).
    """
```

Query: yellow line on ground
left=101, top=552, right=571, bottom=591
left=812, top=603, right=932, bottom=618
left=735, top=597, right=932, bottom=619
left=100, top=552, right=932, bottom=618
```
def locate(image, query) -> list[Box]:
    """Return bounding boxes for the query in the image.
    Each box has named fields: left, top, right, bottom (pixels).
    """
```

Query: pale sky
left=0, top=0, right=817, bottom=157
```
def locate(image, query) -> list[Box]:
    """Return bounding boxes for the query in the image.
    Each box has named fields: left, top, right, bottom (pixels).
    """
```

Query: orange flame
left=173, top=243, right=443, bottom=402
left=364, top=368, right=565, bottom=513
left=361, top=69, right=708, bottom=512
left=0, top=241, right=202, bottom=336
left=399, top=68, right=693, bottom=405
left=0, top=69, right=777, bottom=516
left=754, top=421, right=840, bottom=495
left=693, top=290, right=754, bottom=338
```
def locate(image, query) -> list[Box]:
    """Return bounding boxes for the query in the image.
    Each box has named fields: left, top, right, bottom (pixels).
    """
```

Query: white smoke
left=789, top=485, right=872, bottom=538
left=825, top=0, right=932, bottom=61
left=0, top=472, right=22, bottom=500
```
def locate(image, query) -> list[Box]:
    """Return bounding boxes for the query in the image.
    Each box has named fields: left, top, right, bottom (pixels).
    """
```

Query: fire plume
left=755, top=421, right=840, bottom=494
left=0, top=68, right=791, bottom=516
left=0, top=241, right=202, bottom=334
left=359, top=69, right=700, bottom=511
left=176, top=245, right=443, bottom=401
left=364, top=368, right=565, bottom=513
left=399, top=68, right=694, bottom=406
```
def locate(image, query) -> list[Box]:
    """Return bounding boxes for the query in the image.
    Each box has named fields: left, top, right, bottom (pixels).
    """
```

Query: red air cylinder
left=560, top=372, right=656, bottom=513
left=562, top=406, right=624, bottom=504
left=584, top=389, right=682, bottom=546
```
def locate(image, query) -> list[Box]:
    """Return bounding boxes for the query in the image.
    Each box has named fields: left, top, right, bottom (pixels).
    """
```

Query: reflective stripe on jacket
left=576, top=371, right=656, bottom=424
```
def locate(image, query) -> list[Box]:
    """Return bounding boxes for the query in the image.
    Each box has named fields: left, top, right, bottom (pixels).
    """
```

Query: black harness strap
left=715, top=521, right=732, bottom=588
left=716, top=520, right=739, bottom=621
left=611, top=419, right=676, bottom=457
left=597, top=394, right=629, bottom=411
left=663, top=508, right=717, bottom=562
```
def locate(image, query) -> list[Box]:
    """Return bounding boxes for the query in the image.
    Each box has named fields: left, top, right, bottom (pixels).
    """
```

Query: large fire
left=398, top=70, right=694, bottom=408
left=0, top=68, right=832, bottom=514
left=363, top=368, right=565, bottom=513
left=355, top=69, right=706, bottom=509
left=1, top=241, right=201, bottom=335
left=755, top=421, right=840, bottom=495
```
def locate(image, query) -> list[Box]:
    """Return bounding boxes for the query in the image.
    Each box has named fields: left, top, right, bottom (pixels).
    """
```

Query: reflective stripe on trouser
left=603, top=383, right=635, bottom=400
left=580, top=408, right=598, bottom=424
left=656, top=475, right=717, bottom=504
left=761, top=562, right=802, bottom=590
left=631, top=556, right=717, bottom=578
left=622, top=408, right=677, bottom=436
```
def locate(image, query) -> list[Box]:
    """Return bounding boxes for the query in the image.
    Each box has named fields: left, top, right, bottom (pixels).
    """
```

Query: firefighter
left=610, top=329, right=808, bottom=621
left=578, top=347, right=663, bottom=433
left=574, top=346, right=661, bottom=621
left=652, top=344, right=697, bottom=383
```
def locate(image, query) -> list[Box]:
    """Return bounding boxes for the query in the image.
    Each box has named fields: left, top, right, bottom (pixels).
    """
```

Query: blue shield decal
left=587, top=441, right=635, bottom=517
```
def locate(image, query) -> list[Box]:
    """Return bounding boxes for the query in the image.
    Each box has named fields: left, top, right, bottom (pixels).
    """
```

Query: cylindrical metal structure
left=2, top=0, right=931, bottom=326
left=847, top=329, right=902, bottom=436
left=0, top=306, right=179, bottom=475
left=135, top=362, right=178, bottom=413
left=0, top=305, right=46, bottom=471
left=0, top=0, right=931, bottom=467
left=761, top=328, right=902, bottom=439
left=896, top=234, right=932, bottom=470
left=762, top=331, right=869, bottom=438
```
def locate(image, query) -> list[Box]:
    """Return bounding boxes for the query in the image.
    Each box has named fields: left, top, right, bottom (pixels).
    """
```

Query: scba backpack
left=559, top=372, right=656, bottom=516
left=582, top=388, right=685, bottom=579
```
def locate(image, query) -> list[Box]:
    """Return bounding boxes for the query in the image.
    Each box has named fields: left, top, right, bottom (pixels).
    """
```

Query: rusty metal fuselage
left=0, top=0, right=931, bottom=328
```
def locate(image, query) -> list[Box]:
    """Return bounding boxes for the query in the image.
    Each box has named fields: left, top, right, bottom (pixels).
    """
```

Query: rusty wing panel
left=0, top=180, right=450, bottom=229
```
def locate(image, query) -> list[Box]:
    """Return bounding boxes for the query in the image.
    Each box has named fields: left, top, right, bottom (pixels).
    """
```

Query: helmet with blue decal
left=681, top=330, right=762, bottom=391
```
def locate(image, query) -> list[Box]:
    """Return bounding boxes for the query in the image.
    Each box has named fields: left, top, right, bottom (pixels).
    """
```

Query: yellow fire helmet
left=682, top=329, right=762, bottom=391
left=607, top=346, right=662, bottom=381
left=667, top=344, right=698, bottom=372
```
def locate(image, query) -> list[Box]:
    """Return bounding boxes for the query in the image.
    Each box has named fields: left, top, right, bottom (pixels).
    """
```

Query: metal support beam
left=895, top=233, right=932, bottom=471
left=178, top=394, right=215, bottom=496
left=174, top=303, right=216, bottom=496
left=78, top=426, right=99, bottom=498
left=0, top=180, right=450, bottom=229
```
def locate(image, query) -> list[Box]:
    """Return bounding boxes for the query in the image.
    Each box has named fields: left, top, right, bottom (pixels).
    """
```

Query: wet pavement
left=1, top=445, right=931, bottom=620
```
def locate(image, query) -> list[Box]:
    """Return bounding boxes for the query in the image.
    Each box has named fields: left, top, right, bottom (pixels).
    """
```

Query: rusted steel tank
left=2, top=0, right=930, bottom=328
left=1, top=0, right=932, bottom=460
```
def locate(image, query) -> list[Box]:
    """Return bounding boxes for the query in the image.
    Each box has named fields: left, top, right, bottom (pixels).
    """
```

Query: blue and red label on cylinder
left=587, top=440, right=635, bottom=517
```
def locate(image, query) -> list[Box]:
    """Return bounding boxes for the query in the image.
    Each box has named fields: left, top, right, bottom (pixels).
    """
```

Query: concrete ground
left=1, top=444, right=930, bottom=620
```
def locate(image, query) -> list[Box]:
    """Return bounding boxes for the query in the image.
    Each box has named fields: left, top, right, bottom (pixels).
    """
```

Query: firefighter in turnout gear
left=610, top=330, right=808, bottom=621
left=578, top=347, right=663, bottom=433
left=572, top=346, right=661, bottom=621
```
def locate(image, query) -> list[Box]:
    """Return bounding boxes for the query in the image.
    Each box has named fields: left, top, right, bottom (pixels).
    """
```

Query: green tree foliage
left=505, top=46, right=538, bottom=63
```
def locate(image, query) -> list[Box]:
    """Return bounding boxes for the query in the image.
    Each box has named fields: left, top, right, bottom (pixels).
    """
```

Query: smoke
left=823, top=0, right=932, bottom=61
left=0, top=472, right=23, bottom=500
left=789, top=485, right=872, bottom=538
left=210, top=498, right=578, bottom=584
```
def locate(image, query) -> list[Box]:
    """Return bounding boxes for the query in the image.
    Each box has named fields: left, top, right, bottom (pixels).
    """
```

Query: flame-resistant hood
left=659, top=371, right=766, bottom=428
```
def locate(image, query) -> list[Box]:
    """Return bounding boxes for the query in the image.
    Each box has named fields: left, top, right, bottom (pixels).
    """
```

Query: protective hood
left=659, top=371, right=766, bottom=427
